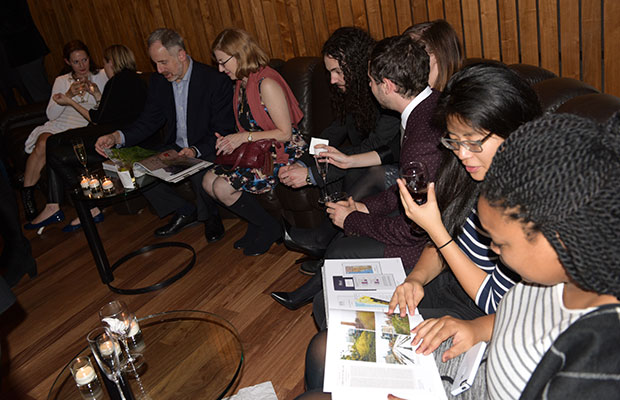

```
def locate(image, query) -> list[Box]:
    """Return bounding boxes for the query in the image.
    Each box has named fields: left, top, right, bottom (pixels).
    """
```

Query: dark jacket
left=520, top=303, right=620, bottom=399
left=123, top=60, right=235, bottom=161
left=343, top=90, right=443, bottom=271
left=300, top=102, right=400, bottom=187
left=89, top=69, right=147, bottom=128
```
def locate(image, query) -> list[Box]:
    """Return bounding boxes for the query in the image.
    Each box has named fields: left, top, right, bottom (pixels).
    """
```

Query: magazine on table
left=104, top=147, right=212, bottom=183
left=321, top=258, right=447, bottom=400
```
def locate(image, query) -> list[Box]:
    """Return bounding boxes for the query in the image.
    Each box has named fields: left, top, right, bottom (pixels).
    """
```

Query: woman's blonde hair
left=212, top=28, right=269, bottom=80
left=103, top=44, right=137, bottom=75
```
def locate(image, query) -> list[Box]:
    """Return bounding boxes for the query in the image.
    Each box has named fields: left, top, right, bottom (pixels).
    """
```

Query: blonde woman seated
left=203, top=28, right=305, bottom=256
left=21, top=40, right=107, bottom=221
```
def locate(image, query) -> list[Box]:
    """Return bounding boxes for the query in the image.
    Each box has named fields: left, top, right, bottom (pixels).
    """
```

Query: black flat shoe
left=204, top=215, right=225, bottom=243
left=154, top=212, right=198, bottom=237
left=282, top=219, right=326, bottom=258
left=5, top=258, right=37, bottom=288
left=270, top=291, right=313, bottom=310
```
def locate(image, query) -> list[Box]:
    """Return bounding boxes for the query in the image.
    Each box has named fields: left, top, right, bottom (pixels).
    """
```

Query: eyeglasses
left=216, top=55, right=233, bottom=66
left=440, top=132, right=494, bottom=153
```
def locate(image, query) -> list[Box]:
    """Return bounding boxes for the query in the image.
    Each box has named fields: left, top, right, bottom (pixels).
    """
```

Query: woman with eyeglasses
left=203, top=28, right=305, bottom=256
left=295, top=62, right=543, bottom=400
left=389, top=62, right=543, bottom=320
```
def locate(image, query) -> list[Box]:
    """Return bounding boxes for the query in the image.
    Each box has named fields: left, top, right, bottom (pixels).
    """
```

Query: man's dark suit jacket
left=123, top=60, right=235, bottom=161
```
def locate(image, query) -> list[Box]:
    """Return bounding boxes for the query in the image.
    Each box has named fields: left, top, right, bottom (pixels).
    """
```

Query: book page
left=133, top=150, right=212, bottom=183
left=324, top=309, right=446, bottom=399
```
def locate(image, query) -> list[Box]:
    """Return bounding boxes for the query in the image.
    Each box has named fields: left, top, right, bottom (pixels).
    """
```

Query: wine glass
left=399, top=161, right=428, bottom=205
left=87, top=327, right=131, bottom=400
left=315, top=151, right=331, bottom=204
left=75, top=76, right=87, bottom=103
left=72, top=138, right=88, bottom=175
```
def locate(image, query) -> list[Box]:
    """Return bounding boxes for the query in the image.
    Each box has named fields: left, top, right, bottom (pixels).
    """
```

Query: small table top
left=48, top=310, right=244, bottom=400
left=71, top=172, right=157, bottom=206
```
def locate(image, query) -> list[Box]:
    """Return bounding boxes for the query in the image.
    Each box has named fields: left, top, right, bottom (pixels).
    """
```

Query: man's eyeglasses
left=440, top=132, right=494, bottom=153
left=216, top=55, right=233, bottom=66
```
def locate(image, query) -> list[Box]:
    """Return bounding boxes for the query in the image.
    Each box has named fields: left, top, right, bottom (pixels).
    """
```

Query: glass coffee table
left=48, top=310, right=243, bottom=399
left=71, top=173, right=196, bottom=294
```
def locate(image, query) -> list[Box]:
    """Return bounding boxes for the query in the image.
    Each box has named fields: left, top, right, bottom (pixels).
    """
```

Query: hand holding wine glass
left=399, top=161, right=428, bottom=205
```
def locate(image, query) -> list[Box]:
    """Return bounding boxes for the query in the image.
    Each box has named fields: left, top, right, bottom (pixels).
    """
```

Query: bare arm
left=397, top=179, right=488, bottom=301
left=388, top=246, right=443, bottom=316
left=53, top=93, right=92, bottom=122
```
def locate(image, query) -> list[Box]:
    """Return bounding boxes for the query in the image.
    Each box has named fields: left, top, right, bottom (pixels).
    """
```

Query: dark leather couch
left=2, top=58, right=619, bottom=226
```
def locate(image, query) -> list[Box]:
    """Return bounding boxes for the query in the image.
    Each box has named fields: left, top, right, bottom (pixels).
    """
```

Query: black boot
left=233, top=223, right=260, bottom=249
left=228, top=192, right=282, bottom=256
left=271, top=273, right=323, bottom=310
left=21, top=186, right=38, bottom=221
left=283, top=217, right=337, bottom=258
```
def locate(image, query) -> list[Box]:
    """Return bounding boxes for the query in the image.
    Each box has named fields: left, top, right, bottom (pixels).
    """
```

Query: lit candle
left=80, top=176, right=90, bottom=190
left=74, top=365, right=95, bottom=385
left=89, top=178, right=100, bottom=189
left=129, top=319, right=140, bottom=337
left=102, top=178, right=114, bottom=191
left=99, top=340, right=114, bottom=356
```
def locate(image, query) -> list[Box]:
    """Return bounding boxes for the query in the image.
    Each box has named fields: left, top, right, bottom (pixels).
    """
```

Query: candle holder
left=89, top=175, right=102, bottom=194
left=102, top=177, right=115, bottom=195
left=70, top=356, right=104, bottom=399
left=80, top=175, right=90, bottom=191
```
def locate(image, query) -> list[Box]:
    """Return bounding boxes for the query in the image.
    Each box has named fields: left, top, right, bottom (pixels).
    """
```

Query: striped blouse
left=456, top=207, right=521, bottom=314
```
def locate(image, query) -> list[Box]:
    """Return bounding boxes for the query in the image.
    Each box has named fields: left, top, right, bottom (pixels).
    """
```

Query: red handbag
left=215, top=139, right=283, bottom=175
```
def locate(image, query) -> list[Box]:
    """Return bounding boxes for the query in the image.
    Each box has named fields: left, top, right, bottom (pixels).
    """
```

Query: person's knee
left=212, top=178, right=235, bottom=204
left=202, top=172, right=216, bottom=196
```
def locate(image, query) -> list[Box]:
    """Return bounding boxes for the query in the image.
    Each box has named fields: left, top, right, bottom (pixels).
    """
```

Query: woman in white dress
left=21, top=40, right=107, bottom=221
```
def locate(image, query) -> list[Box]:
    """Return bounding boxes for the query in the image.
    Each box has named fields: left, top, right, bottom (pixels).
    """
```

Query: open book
left=322, top=258, right=447, bottom=400
left=104, top=147, right=212, bottom=183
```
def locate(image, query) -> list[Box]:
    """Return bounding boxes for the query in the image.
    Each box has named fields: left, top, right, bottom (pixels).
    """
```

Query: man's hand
left=215, top=132, right=246, bottom=155
left=326, top=197, right=368, bottom=228
left=411, top=315, right=493, bottom=362
left=278, top=163, right=309, bottom=188
left=388, top=279, right=425, bottom=317
left=95, top=132, right=120, bottom=157
left=178, top=147, right=197, bottom=158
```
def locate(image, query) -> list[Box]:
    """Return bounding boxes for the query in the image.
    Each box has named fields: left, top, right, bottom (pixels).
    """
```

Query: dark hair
left=434, top=62, right=542, bottom=239
left=322, top=27, right=377, bottom=137
left=61, top=40, right=99, bottom=75
left=147, top=28, right=186, bottom=52
left=368, top=35, right=429, bottom=98
left=403, top=19, right=462, bottom=91
left=481, top=112, right=620, bottom=298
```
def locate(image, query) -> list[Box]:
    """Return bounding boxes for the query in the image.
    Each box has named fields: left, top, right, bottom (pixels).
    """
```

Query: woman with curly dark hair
left=278, top=27, right=401, bottom=268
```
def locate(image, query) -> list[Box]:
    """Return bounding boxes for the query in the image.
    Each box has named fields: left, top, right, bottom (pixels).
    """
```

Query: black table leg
left=75, top=194, right=114, bottom=284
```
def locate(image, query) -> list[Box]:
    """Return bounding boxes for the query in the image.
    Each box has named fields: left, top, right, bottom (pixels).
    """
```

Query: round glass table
left=48, top=311, right=243, bottom=399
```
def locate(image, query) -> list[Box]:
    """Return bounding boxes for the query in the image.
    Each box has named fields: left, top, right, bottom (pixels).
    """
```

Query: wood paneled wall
left=28, top=0, right=620, bottom=96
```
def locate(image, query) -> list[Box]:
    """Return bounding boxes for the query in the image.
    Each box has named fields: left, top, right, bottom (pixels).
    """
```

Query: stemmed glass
left=99, top=301, right=148, bottom=398
left=87, top=327, right=131, bottom=400
left=72, top=138, right=88, bottom=175
left=315, top=151, right=331, bottom=204
left=75, top=76, right=88, bottom=103
left=399, top=161, right=428, bottom=205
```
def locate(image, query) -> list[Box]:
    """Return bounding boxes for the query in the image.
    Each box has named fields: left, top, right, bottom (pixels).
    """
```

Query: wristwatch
left=305, top=168, right=312, bottom=185
left=247, top=132, right=253, bottom=142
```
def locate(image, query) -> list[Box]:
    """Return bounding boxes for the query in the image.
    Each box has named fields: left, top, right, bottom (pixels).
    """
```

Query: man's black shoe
left=299, top=259, right=323, bottom=276
left=282, top=219, right=326, bottom=258
left=154, top=212, right=198, bottom=237
left=204, top=215, right=225, bottom=243
left=270, top=291, right=313, bottom=310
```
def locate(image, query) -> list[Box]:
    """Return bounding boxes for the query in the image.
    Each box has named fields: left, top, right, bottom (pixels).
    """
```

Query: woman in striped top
left=389, top=62, right=541, bottom=321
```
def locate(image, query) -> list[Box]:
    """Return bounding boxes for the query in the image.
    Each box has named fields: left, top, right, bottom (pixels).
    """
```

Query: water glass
left=70, top=356, right=104, bottom=399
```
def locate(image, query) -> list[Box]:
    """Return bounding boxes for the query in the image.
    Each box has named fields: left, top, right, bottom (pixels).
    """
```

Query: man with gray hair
left=96, top=28, right=235, bottom=242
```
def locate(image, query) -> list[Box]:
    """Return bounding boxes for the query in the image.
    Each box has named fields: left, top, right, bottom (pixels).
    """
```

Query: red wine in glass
left=400, top=161, right=428, bottom=205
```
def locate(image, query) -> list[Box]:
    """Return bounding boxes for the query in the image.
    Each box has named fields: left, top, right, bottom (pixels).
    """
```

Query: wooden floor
left=0, top=197, right=317, bottom=400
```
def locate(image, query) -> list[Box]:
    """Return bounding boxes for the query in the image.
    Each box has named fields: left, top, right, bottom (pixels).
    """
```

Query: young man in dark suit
left=96, top=29, right=235, bottom=242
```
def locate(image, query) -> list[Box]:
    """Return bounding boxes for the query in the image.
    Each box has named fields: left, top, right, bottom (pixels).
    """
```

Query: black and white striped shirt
left=487, top=283, right=594, bottom=399
left=456, top=207, right=521, bottom=314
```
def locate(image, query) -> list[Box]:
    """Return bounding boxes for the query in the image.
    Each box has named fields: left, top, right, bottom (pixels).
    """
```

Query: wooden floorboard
left=0, top=196, right=316, bottom=400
